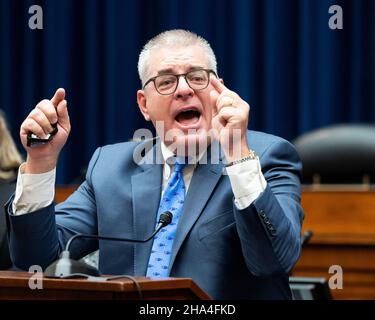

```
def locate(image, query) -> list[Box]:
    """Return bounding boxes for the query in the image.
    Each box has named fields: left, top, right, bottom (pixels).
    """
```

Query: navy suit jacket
left=6, top=130, right=303, bottom=299
left=0, top=178, right=15, bottom=269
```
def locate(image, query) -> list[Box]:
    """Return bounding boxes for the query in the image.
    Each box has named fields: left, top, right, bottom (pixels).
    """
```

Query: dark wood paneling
left=55, top=186, right=375, bottom=299
left=293, top=189, right=375, bottom=299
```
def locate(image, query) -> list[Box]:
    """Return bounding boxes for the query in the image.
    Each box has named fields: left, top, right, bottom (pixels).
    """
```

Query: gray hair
left=138, top=29, right=217, bottom=86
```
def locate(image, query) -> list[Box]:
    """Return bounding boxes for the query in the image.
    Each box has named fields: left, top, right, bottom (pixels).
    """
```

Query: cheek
left=147, top=98, right=171, bottom=120
left=202, top=102, right=213, bottom=120
left=198, top=94, right=213, bottom=118
left=155, top=109, right=173, bottom=123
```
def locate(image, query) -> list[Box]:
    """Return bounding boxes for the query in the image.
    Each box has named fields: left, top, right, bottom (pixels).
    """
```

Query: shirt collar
left=160, top=141, right=207, bottom=166
left=160, top=141, right=208, bottom=179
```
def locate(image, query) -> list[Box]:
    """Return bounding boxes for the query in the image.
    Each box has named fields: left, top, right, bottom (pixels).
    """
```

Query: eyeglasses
left=142, top=69, right=217, bottom=95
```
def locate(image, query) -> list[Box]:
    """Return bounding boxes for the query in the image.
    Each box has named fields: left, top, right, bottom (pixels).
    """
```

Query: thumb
left=51, top=88, right=66, bottom=107
left=56, top=99, right=70, bottom=131
left=210, top=90, right=219, bottom=116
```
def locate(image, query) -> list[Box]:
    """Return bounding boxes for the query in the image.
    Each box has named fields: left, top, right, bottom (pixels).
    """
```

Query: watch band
left=225, top=149, right=257, bottom=167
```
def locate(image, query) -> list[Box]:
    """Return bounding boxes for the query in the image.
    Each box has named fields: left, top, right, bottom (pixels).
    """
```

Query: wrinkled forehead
left=146, top=45, right=209, bottom=77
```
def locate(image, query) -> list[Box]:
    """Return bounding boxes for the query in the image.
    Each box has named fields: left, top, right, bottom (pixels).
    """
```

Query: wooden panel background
left=294, top=190, right=375, bottom=299
left=55, top=185, right=375, bottom=299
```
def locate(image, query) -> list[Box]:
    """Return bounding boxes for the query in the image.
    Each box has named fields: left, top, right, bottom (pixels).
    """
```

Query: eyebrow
left=156, top=66, right=205, bottom=76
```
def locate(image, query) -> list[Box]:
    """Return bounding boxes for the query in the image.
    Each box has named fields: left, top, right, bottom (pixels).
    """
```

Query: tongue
left=176, top=111, right=200, bottom=126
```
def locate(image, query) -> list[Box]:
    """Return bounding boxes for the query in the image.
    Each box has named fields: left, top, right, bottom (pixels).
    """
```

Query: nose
left=174, top=76, right=194, bottom=100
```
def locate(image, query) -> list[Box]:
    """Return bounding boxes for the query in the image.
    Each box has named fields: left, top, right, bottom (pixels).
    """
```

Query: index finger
left=50, top=88, right=66, bottom=107
left=210, top=76, right=227, bottom=94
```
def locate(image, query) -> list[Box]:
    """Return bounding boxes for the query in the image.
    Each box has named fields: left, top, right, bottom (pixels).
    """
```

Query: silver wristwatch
left=225, top=149, right=257, bottom=167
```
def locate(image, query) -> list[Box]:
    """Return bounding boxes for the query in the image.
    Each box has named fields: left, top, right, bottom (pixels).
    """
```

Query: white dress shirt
left=13, top=142, right=267, bottom=215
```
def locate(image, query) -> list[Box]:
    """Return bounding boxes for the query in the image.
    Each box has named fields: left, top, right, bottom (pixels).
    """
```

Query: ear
left=137, top=90, right=151, bottom=121
left=219, top=78, right=224, bottom=85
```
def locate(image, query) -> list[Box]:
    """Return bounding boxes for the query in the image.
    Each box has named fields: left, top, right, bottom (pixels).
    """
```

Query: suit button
left=264, top=217, right=270, bottom=224
left=259, top=210, right=266, bottom=218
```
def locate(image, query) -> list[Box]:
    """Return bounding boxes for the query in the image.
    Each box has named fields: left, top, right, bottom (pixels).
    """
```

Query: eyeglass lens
left=155, top=70, right=210, bottom=94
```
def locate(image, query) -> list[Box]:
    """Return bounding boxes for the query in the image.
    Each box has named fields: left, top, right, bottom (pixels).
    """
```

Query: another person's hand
left=210, top=78, right=250, bottom=162
left=20, top=88, right=70, bottom=173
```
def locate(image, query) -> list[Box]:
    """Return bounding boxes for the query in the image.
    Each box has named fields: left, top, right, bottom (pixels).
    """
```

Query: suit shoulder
left=247, top=130, right=294, bottom=152
left=247, top=130, right=301, bottom=170
left=99, top=140, right=141, bottom=155
left=87, top=141, right=142, bottom=170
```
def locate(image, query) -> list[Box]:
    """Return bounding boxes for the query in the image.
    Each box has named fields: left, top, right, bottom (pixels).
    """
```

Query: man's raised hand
left=20, top=88, right=71, bottom=173
left=209, top=77, right=250, bottom=162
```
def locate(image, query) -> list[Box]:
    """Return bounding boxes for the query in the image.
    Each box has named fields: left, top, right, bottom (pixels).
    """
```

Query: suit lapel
left=169, top=146, right=224, bottom=271
left=131, top=139, right=224, bottom=275
left=132, top=140, right=163, bottom=275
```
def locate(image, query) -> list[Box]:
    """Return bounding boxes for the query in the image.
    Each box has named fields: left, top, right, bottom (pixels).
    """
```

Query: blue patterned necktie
left=146, top=159, right=187, bottom=278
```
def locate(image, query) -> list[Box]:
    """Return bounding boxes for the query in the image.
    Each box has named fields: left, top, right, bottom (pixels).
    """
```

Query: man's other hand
left=20, top=88, right=71, bottom=173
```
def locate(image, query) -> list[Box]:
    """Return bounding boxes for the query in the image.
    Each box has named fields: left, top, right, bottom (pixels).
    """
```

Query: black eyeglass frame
left=142, top=68, right=218, bottom=95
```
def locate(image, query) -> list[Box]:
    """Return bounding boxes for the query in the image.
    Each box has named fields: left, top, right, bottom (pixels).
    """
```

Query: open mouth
left=175, top=109, right=202, bottom=127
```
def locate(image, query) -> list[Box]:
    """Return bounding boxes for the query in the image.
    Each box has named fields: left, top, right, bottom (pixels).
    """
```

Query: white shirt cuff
left=225, top=157, right=267, bottom=210
left=12, top=163, right=56, bottom=215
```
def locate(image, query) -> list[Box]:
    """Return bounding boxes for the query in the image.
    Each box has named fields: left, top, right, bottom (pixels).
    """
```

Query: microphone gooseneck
left=44, top=211, right=173, bottom=278
left=65, top=211, right=172, bottom=251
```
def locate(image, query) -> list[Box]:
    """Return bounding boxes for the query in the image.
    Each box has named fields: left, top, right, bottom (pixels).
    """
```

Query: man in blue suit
left=6, top=30, right=303, bottom=299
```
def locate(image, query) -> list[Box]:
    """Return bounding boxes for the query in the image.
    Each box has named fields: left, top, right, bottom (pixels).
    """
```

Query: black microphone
left=44, top=211, right=173, bottom=278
